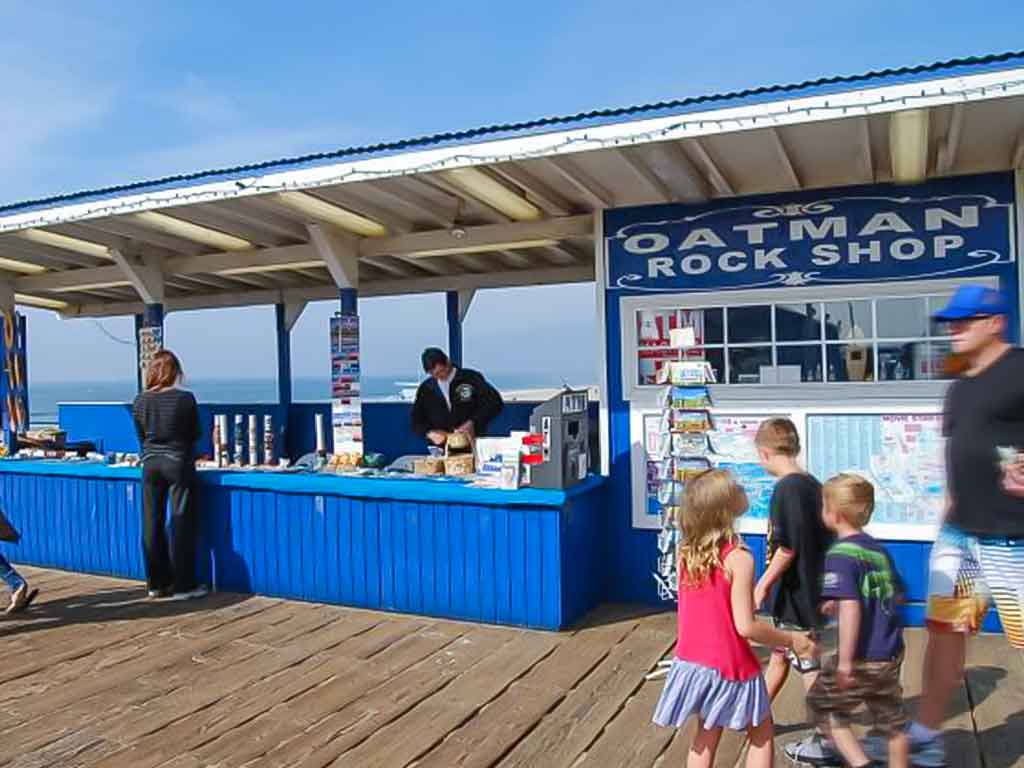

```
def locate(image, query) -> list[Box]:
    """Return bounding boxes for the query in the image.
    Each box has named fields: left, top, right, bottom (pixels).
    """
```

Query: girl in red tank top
left=653, top=470, right=817, bottom=768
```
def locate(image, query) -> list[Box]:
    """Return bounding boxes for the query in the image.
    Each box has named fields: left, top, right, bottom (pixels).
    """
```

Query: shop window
left=877, top=297, right=928, bottom=339
left=775, top=304, right=821, bottom=343
left=631, top=289, right=963, bottom=388
left=728, top=305, right=771, bottom=343
left=824, top=300, right=873, bottom=340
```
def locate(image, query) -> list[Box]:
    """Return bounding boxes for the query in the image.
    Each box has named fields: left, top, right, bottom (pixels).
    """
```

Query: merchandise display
left=263, top=415, right=274, bottom=465
left=330, top=313, right=363, bottom=464
left=137, top=325, right=163, bottom=376
left=651, top=338, right=715, bottom=602
left=233, top=414, right=245, bottom=466
left=2, top=310, right=29, bottom=439
left=248, top=414, right=259, bottom=467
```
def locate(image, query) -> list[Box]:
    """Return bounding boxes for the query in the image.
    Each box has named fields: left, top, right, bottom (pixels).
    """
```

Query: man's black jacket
left=410, top=368, right=504, bottom=437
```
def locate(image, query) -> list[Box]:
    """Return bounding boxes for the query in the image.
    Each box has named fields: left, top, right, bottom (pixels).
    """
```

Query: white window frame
left=629, top=402, right=946, bottom=540
left=620, top=276, right=998, bottom=406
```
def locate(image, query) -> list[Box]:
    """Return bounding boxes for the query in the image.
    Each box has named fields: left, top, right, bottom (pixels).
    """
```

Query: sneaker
left=864, top=730, right=946, bottom=767
left=169, top=586, right=209, bottom=601
left=783, top=732, right=842, bottom=766
left=147, top=588, right=173, bottom=599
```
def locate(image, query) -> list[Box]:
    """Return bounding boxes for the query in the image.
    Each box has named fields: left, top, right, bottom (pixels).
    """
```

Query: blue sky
left=5, top=0, right=1024, bottom=385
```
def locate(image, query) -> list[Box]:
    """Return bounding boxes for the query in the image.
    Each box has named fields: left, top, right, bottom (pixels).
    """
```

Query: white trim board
left=593, top=209, right=611, bottom=476
left=618, top=276, right=997, bottom=403
left=4, top=67, right=1024, bottom=233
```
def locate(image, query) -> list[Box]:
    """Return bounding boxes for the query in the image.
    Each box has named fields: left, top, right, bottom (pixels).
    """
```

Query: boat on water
left=393, top=381, right=420, bottom=402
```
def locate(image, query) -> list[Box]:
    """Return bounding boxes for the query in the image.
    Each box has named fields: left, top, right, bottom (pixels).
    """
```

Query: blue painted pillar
left=446, top=291, right=463, bottom=368
left=136, top=302, right=165, bottom=391
left=339, top=288, right=357, bottom=316
left=275, top=304, right=293, bottom=407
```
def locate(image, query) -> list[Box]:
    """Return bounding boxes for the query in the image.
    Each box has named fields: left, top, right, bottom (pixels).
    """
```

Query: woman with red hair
left=132, top=350, right=206, bottom=600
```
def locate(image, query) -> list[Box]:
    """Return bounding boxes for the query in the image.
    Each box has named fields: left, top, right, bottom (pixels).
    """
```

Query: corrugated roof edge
left=3, top=48, right=1024, bottom=217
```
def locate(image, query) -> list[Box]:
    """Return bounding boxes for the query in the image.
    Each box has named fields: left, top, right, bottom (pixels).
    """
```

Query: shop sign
left=605, top=174, right=1015, bottom=293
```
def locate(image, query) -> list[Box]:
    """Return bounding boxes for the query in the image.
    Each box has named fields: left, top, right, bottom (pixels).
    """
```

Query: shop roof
left=1, top=49, right=1023, bottom=318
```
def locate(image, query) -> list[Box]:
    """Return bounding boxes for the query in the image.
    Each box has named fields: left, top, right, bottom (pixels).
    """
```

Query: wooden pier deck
left=1, top=566, right=1020, bottom=767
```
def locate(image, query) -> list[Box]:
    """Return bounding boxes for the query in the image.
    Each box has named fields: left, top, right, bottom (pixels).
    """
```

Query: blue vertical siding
left=0, top=464, right=603, bottom=630
left=0, top=471, right=145, bottom=581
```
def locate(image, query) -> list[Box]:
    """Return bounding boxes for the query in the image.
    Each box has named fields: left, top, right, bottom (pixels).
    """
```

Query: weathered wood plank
left=2, top=568, right=1005, bottom=768
left=335, top=631, right=560, bottom=767
left=965, top=634, right=1024, bottom=768
left=92, top=618, right=423, bottom=768
left=415, top=617, right=643, bottom=768
left=496, top=623, right=674, bottom=767
left=255, top=629, right=512, bottom=768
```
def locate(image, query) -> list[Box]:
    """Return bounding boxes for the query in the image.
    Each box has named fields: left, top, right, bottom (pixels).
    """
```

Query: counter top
left=0, top=459, right=604, bottom=508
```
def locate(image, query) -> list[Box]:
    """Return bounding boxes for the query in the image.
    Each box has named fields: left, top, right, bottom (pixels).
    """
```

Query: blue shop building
left=1, top=51, right=1023, bottom=630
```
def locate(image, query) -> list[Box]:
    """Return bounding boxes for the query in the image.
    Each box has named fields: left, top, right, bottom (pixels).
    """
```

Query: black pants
left=142, top=455, right=198, bottom=593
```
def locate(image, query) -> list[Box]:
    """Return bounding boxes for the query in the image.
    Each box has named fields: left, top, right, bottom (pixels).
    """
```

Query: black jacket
left=410, top=368, right=503, bottom=437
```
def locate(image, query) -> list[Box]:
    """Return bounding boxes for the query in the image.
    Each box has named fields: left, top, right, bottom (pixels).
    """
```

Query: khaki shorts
left=806, top=653, right=907, bottom=736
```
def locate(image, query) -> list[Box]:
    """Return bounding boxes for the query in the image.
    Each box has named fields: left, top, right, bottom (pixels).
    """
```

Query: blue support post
left=275, top=303, right=293, bottom=407
left=446, top=291, right=463, bottom=368
left=339, top=288, right=357, bottom=316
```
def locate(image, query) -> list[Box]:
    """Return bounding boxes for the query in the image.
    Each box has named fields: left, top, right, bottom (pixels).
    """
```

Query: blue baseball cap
left=932, top=285, right=1011, bottom=321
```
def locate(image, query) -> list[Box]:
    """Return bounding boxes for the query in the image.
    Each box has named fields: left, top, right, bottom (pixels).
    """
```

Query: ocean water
left=28, top=372, right=591, bottom=424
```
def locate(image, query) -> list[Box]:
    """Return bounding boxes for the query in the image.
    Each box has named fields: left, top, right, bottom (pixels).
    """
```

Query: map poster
left=639, top=411, right=778, bottom=523
left=706, top=414, right=779, bottom=520
left=807, top=413, right=945, bottom=527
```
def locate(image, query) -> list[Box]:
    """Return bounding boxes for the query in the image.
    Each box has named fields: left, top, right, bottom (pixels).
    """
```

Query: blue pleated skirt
left=652, top=658, right=770, bottom=731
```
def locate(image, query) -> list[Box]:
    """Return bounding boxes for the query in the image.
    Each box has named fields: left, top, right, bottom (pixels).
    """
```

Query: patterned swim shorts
left=926, top=525, right=1024, bottom=648
left=806, top=654, right=906, bottom=735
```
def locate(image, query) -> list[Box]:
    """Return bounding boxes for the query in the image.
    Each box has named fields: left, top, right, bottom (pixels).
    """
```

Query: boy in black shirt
left=753, top=417, right=835, bottom=764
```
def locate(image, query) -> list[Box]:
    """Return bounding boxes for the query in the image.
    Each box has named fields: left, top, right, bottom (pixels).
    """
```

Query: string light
left=1, top=78, right=1021, bottom=235
left=90, top=319, right=134, bottom=346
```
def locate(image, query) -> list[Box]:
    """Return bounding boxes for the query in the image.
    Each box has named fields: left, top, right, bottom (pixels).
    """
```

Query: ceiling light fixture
left=132, top=211, right=253, bottom=251
left=15, top=229, right=111, bottom=259
left=408, top=238, right=558, bottom=259
left=15, top=293, right=69, bottom=310
left=274, top=191, right=388, bottom=237
left=0, top=256, right=47, bottom=275
left=440, top=168, right=543, bottom=221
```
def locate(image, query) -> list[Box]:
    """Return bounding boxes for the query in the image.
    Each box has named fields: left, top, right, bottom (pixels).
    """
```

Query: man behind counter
left=411, top=348, right=504, bottom=447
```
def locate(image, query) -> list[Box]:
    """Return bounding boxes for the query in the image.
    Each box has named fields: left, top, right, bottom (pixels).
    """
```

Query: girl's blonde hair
left=823, top=473, right=875, bottom=527
left=677, top=469, right=748, bottom=587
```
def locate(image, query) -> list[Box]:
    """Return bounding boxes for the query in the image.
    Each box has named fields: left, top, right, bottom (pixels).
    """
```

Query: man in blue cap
left=870, top=285, right=1024, bottom=766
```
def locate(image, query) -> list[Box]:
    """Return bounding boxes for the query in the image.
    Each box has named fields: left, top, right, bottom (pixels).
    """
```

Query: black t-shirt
left=767, top=473, right=832, bottom=628
left=944, top=348, right=1024, bottom=537
left=132, top=388, right=201, bottom=460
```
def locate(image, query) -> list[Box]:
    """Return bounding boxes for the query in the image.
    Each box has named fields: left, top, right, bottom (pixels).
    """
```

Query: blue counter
left=0, top=460, right=606, bottom=630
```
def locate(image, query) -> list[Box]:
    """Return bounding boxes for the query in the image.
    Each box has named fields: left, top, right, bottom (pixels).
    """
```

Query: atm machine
left=524, top=389, right=590, bottom=490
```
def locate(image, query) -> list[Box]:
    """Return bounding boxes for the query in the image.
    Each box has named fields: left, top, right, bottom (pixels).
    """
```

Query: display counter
left=0, top=460, right=606, bottom=630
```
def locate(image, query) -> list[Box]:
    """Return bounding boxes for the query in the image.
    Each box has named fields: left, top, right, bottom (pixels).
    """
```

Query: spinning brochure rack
left=651, top=360, right=717, bottom=603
